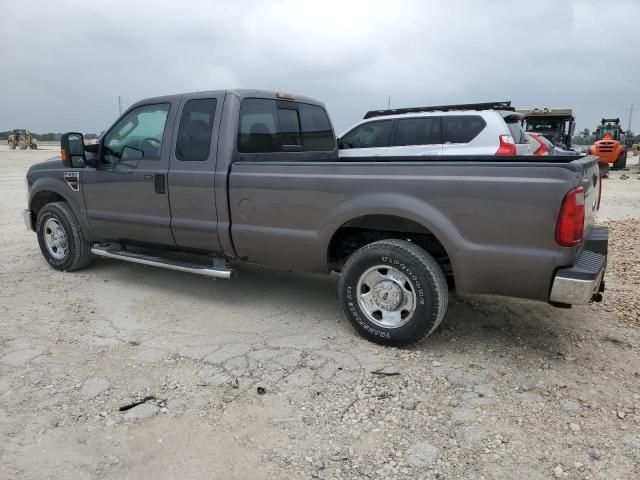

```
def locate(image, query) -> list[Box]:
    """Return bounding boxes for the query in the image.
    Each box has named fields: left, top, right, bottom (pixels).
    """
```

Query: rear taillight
left=556, top=186, right=585, bottom=247
left=530, top=134, right=549, bottom=156
left=496, top=135, right=517, bottom=155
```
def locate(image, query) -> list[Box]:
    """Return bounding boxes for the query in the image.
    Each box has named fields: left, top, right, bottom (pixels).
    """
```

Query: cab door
left=167, top=93, right=224, bottom=253
left=81, top=102, right=176, bottom=246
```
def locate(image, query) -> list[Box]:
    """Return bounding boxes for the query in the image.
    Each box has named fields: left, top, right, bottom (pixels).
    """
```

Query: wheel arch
left=322, top=194, right=462, bottom=286
left=28, top=179, right=92, bottom=238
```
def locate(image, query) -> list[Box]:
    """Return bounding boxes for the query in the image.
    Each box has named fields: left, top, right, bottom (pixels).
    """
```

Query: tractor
left=587, top=118, right=626, bottom=176
left=7, top=129, right=38, bottom=150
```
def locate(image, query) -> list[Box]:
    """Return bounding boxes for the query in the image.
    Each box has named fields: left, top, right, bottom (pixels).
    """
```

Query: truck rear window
left=238, top=98, right=334, bottom=153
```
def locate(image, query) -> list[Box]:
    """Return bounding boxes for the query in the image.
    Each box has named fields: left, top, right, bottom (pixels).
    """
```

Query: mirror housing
left=60, top=132, right=86, bottom=168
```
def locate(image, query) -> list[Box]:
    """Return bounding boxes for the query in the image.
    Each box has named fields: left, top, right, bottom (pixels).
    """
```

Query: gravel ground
left=1, top=146, right=639, bottom=479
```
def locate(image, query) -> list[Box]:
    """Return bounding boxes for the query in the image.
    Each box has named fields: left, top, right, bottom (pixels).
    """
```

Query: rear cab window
left=442, top=115, right=486, bottom=143
left=238, top=98, right=335, bottom=154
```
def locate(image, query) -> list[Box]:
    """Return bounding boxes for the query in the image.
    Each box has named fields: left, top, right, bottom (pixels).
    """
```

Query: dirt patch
left=592, top=219, right=640, bottom=327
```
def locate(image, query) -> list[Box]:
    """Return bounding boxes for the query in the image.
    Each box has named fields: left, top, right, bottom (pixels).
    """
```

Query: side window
left=176, top=98, right=217, bottom=161
left=238, top=99, right=279, bottom=153
left=340, top=120, right=393, bottom=149
left=392, top=117, right=441, bottom=146
left=442, top=115, right=486, bottom=144
left=103, top=104, right=170, bottom=163
left=299, top=103, right=334, bottom=151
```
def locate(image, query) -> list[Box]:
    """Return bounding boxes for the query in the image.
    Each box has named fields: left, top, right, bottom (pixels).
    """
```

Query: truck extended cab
left=23, top=89, right=608, bottom=346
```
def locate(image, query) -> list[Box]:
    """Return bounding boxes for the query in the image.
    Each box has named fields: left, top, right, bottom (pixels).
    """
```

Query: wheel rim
left=356, top=265, right=417, bottom=329
left=43, top=218, right=68, bottom=260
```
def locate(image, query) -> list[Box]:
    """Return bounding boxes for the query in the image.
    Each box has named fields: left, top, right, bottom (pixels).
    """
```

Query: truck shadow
left=89, top=258, right=576, bottom=354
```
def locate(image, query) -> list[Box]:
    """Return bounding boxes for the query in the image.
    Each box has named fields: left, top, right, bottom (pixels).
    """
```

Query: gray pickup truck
left=23, top=89, right=607, bottom=345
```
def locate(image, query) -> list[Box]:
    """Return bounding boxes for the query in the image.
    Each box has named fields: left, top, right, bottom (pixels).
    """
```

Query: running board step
left=91, top=246, right=235, bottom=279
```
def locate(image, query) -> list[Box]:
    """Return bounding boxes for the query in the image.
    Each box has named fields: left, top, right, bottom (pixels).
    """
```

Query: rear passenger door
left=168, top=93, right=224, bottom=252
left=339, top=120, right=392, bottom=157
left=390, top=117, right=442, bottom=156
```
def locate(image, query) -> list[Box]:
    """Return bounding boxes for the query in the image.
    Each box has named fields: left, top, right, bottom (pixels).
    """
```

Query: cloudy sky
left=1, top=0, right=638, bottom=135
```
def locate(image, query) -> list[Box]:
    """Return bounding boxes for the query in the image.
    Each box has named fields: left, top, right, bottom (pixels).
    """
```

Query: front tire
left=339, top=239, right=448, bottom=346
left=8, top=141, right=16, bottom=149
left=36, top=202, right=92, bottom=271
left=614, top=153, right=626, bottom=170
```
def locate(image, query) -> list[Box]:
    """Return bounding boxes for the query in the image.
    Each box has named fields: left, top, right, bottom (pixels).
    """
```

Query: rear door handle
left=154, top=174, right=166, bottom=194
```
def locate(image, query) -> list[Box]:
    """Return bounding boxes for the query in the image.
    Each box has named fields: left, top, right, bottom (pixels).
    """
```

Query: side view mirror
left=61, top=132, right=86, bottom=168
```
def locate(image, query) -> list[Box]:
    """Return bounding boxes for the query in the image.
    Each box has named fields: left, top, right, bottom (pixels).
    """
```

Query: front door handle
left=154, top=174, right=166, bottom=194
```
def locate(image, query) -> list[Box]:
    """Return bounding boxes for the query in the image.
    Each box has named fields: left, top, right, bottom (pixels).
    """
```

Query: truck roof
left=516, top=108, right=574, bottom=118
left=128, top=89, right=326, bottom=110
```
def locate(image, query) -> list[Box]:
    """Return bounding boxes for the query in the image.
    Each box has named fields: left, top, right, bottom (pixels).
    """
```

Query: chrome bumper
left=23, top=209, right=34, bottom=231
left=549, top=227, right=607, bottom=305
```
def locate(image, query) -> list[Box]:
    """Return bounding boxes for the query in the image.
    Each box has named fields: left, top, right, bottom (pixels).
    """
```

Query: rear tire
left=18, top=141, right=27, bottom=150
left=36, top=202, right=92, bottom=271
left=339, top=239, right=448, bottom=346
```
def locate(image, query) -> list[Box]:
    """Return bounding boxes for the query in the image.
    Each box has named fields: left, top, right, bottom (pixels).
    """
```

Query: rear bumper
left=23, top=209, right=34, bottom=231
left=549, top=226, right=607, bottom=305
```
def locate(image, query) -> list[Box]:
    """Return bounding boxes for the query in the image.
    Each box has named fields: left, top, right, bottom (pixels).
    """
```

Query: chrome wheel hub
left=356, top=265, right=417, bottom=329
left=373, top=280, right=403, bottom=311
left=43, top=218, right=68, bottom=260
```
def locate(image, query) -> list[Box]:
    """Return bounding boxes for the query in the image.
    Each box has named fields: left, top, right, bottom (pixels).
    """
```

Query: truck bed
left=227, top=155, right=600, bottom=302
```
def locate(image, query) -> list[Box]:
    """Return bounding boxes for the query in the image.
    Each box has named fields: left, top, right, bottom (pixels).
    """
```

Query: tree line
left=0, top=131, right=99, bottom=141
left=572, top=128, right=639, bottom=146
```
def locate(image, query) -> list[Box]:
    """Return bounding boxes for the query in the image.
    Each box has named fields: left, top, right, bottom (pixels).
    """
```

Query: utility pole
left=118, top=96, right=123, bottom=115
left=387, top=96, right=391, bottom=110
left=627, top=103, right=633, bottom=134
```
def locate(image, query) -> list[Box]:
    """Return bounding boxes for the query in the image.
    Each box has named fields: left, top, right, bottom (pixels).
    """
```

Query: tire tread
left=339, top=239, right=449, bottom=346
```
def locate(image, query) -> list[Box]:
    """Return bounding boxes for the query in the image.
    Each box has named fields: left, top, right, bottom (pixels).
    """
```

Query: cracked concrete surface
left=1, top=146, right=640, bottom=479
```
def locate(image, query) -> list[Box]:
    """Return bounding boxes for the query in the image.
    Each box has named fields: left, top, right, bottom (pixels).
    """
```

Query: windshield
left=524, top=118, right=564, bottom=133
left=596, top=125, right=621, bottom=141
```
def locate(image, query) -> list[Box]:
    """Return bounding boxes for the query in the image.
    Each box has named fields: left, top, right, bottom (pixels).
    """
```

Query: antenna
left=118, top=96, right=123, bottom=115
